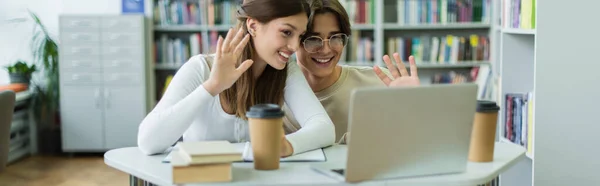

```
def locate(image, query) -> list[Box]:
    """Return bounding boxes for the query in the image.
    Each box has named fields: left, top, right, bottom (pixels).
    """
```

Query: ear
left=246, top=18, right=258, bottom=37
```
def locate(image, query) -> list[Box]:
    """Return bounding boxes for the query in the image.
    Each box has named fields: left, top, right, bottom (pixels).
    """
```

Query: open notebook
left=162, top=142, right=326, bottom=163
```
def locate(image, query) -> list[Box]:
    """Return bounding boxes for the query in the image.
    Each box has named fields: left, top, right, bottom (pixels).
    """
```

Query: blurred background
left=3, top=0, right=593, bottom=186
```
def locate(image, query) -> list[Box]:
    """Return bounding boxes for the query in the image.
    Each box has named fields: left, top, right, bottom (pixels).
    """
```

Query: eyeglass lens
left=303, top=34, right=348, bottom=53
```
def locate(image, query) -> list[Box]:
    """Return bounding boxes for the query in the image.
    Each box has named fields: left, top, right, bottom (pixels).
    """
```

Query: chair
left=0, top=90, right=16, bottom=172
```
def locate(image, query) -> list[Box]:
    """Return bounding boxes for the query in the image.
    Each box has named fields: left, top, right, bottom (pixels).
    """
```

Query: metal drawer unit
left=59, top=14, right=148, bottom=152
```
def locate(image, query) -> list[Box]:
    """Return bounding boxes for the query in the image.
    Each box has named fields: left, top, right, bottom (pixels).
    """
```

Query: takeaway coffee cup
left=246, top=104, right=285, bottom=170
left=468, top=100, right=501, bottom=162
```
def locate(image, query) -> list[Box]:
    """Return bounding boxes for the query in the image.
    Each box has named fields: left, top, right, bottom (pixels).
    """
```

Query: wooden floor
left=0, top=154, right=128, bottom=186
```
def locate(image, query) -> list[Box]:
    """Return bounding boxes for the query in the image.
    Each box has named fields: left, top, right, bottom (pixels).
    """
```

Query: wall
left=534, top=0, right=600, bottom=185
left=61, top=0, right=122, bottom=14
left=0, top=0, right=62, bottom=85
left=0, top=0, right=152, bottom=85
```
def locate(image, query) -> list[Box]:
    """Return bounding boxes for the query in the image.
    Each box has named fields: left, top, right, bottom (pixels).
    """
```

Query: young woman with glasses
left=137, top=0, right=335, bottom=156
left=283, top=0, right=421, bottom=143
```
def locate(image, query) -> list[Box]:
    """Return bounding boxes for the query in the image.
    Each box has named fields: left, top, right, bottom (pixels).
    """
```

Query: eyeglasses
left=302, top=33, right=348, bottom=53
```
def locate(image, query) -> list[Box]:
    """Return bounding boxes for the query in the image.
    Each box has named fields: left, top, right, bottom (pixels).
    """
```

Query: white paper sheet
left=163, top=142, right=325, bottom=163
left=241, top=142, right=326, bottom=162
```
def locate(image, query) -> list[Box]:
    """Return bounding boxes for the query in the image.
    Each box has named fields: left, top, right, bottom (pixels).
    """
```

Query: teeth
left=279, top=51, right=290, bottom=58
left=314, top=57, right=332, bottom=63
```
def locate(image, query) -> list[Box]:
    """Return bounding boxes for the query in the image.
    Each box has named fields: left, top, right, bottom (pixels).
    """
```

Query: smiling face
left=296, top=12, right=346, bottom=78
left=248, top=13, right=308, bottom=70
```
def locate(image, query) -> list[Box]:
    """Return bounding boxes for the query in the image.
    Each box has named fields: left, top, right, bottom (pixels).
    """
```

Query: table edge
left=466, top=151, right=527, bottom=184
left=103, top=143, right=526, bottom=186
left=104, top=148, right=173, bottom=186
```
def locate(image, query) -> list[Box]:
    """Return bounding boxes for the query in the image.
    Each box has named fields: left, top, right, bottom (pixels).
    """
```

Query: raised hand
left=373, top=53, right=420, bottom=87
left=204, top=28, right=254, bottom=96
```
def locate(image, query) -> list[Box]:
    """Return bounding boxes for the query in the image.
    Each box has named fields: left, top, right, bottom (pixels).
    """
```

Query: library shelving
left=341, top=0, right=496, bottom=99
left=494, top=0, right=536, bottom=185
left=149, top=0, right=497, bottom=102
left=150, top=0, right=242, bottom=103
left=144, top=1, right=600, bottom=185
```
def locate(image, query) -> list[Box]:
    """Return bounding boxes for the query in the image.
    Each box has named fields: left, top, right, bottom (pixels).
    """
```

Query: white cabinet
left=103, top=86, right=146, bottom=149
left=60, top=87, right=104, bottom=150
left=59, top=15, right=148, bottom=152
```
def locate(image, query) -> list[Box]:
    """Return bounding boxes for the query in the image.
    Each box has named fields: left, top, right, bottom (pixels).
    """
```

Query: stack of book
left=171, top=141, right=243, bottom=184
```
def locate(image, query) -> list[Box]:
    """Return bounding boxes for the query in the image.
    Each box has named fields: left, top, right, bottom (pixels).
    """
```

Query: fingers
left=221, top=28, right=235, bottom=53
left=215, top=35, right=223, bottom=56
left=233, top=34, right=250, bottom=56
left=373, top=66, right=391, bottom=85
left=393, top=53, right=409, bottom=77
left=408, top=55, right=418, bottom=77
left=382, top=55, right=400, bottom=79
left=229, top=28, right=245, bottom=50
left=236, top=59, right=254, bottom=75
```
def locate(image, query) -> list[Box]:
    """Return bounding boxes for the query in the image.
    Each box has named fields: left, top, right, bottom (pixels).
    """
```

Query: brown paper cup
left=468, top=100, right=500, bottom=162
left=247, top=104, right=285, bottom=170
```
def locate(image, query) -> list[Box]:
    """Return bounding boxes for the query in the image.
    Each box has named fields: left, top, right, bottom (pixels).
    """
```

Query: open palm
left=373, top=53, right=420, bottom=87
left=207, top=27, right=253, bottom=94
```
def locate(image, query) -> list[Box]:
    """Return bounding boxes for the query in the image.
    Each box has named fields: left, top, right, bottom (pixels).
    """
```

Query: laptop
left=312, top=83, right=478, bottom=183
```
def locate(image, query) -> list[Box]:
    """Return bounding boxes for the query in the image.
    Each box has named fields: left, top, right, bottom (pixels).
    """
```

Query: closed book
left=177, top=141, right=243, bottom=164
left=171, top=150, right=232, bottom=184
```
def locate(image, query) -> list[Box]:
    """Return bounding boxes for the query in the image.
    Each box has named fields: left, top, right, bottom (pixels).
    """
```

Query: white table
left=104, top=142, right=525, bottom=186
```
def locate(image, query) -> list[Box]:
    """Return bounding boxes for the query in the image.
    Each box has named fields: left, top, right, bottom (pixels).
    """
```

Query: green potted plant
left=4, top=60, right=37, bottom=85
left=28, top=10, right=61, bottom=154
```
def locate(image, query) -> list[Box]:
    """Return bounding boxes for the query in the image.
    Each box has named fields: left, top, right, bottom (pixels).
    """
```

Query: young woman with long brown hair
left=137, top=0, right=335, bottom=156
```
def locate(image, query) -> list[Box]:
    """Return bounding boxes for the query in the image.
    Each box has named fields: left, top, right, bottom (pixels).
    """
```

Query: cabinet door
left=60, top=86, right=104, bottom=151
left=103, top=86, right=146, bottom=149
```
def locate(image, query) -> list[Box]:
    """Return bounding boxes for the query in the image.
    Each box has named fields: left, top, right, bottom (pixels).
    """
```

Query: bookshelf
left=501, top=28, right=535, bottom=35
left=495, top=0, right=536, bottom=185
left=154, top=25, right=232, bottom=32
left=143, top=0, right=600, bottom=185
left=148, top=0, right=497, bottom=103
left=355, top=0, right=495, bottom=96
left=497, top=0, right=600, bottom=185
left=150, top=0, right=242, bottom=103
left=382, top=22, right=491, bottom=30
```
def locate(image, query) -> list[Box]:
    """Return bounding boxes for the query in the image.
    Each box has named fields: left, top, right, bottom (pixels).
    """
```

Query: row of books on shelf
left=386, top=35, right=489, bottom=64
left=157, top=59, right=493, bottom=100
left=155, top=33, right=202, bottom=65
left=391, top=0, right=492, bottom=25
left=430, top=66, right=493, bottom=100
left=504, top=92, right=533, bottom=155
left=154, top=32, right=376, bottom=66
left=154, top=0, right=241, bottom=26
left=431, top=71, right=470, bottom=84
left=153, top=34, right=489, bottom=67
left=343, top=33, right=375, bottom=62
left=430, top=66, right=487, bottom=83
left=158, top=65, right=493, bottom=99
left=339, top=0, right=375, bottom=24
left=501, top=0, right=535, bottom=29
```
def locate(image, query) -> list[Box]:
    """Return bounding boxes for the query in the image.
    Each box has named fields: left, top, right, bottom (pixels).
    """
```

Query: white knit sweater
left=137, top=54, right=335, bottom=155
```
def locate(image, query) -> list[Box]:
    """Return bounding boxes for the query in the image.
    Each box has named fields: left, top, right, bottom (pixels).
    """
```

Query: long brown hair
left=220, top=0, right=311, bottom=120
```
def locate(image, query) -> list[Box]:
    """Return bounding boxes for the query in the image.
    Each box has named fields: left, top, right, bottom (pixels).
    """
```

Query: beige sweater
left=283, top=65, right=389, bottom=142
